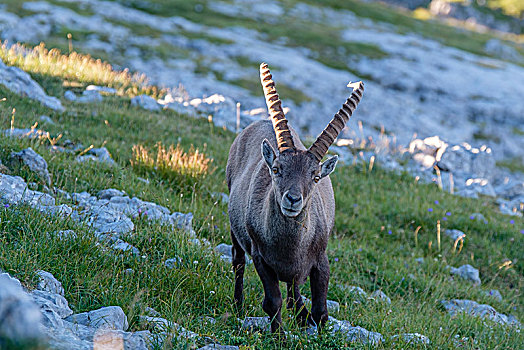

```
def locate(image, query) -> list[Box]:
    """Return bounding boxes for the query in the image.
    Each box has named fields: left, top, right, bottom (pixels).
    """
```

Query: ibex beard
left=226, top=62, right=364, bottom=334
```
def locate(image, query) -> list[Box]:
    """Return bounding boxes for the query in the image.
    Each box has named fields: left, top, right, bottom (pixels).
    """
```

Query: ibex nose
left=285, top=192, right=301, bottom=204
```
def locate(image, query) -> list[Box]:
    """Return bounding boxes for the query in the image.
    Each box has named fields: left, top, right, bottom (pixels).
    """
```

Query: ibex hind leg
left=231, top=232, right=246, bottom=313
left=286, top=282, right=314, bottom=327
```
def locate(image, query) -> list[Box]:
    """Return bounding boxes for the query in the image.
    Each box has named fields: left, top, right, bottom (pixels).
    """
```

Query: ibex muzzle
left=226, top=63, right=364, bottom=334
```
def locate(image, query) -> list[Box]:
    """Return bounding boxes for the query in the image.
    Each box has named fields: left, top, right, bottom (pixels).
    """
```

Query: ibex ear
left=261, top=139, right=276, bottom=168
left=320, top=155, right=338, bottom=178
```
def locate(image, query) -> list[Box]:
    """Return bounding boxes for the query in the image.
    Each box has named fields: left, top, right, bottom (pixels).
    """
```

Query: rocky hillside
left=0, top=0, right=522, bottom=349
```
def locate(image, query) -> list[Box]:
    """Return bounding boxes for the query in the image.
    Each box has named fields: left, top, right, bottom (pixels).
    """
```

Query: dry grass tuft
left=131, top=143, right=213, bottom=189
left=0, top=42, right=164, bottom=98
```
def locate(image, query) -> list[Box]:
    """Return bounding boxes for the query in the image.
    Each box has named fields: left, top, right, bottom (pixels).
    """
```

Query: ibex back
left=226, top=63, right=364, bottom=333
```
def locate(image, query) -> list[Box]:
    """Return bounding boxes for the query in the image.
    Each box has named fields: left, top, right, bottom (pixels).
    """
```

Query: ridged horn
left=260, top=62, right=295, bottom=153
left=308, top=81, right=364, bottom=162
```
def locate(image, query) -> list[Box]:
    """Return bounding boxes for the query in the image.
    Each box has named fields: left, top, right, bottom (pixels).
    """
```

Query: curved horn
left=308, top=81, right=364, bottom=162
left=260, top=63, right=295, bottom=152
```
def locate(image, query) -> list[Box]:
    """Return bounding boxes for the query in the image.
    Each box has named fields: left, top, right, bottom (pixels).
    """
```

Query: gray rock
left=131, top=95, right=161, bottom=111
left=54, top=188, right=72, bottom=200
left=0, top=273, right=43, bottom=342
left=144, top=307, right=161, bottom=317
left=9, top=147, right=51, bottom=185
left=77, top=147, right=116, bottom=166
left=484, top=289, right=503, bottom=302
left=77, top=89, right=103, bottom=103
left=302, top=297, right=340, bottom=313
left=189, top=237, right=211, bottom=248
left=455, top=188, right=479, bottom=199
left=139, top=315, right=171, bottom=332
left=449, top=264, right=481, bottom=285
left=31, top=289, right=73, bottom=318
left=215, top=243, right=232, bottom=257
left=370, top=290, right=391, bottom=304
left=39, top=115, right=55, bottom=124
left=0, top=174, right=55, bottom=207
left=90, top=329, right=150, bottom=350
left=214, top=243, right=252, bottom=264
left=45, top=321, right=92, bottom=350
left=441, top=299, right=521, bottom=327
left=90, top=209, right=134, bottom=235
left=37, top=203, right=73, bottom=217
left=3, top=127, right=49, bottom=139
left=50, top=230, right=78, bottom=240
left=499, top=202, right=522, bottom=217
left=36, top=270, right=64, bottom=296
left=391, top=333, right=430, bottom=345
left=241, top=317, right=270, bottom=332
left=59, top=321, right=150, bottom=350
left=73, top=190, right=194, bottom=237
left=437, top=143, right=495, bottom=181
left=85, top=85, right=117, bottom=94
left=444, top=229, right=466, bottom=242
left=39, top=302, right=65, bottom=329
left=170, top=212, right=194, bottom=232
left=0, top=59, right=63, bottom=111
left=326, top=299, right=341, bottom=313
left=340, top=285, right=368, bottom=302
left=330, top=320, right=384, bottom=345
left=98, top=188, right=125, bottom=200
left=165, top=257, right=182, bottom=269
left=66, top=306, right=129, bottom=331
left=111, top=240, right=140, bottom=256
left=485, top=39, right=521, bottom=61
left=470, top=213, right=487, bottom=222
left=64, top=90, right=77, bottom=101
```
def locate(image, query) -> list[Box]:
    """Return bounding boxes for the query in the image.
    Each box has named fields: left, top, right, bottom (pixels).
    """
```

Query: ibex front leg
left=252, top=253, right=283, bottom=334
left=286, top=281, right=313, bottom=327
left=231, top=233, right=246, bottom=312
left=310, top=254, right=329, bottom=330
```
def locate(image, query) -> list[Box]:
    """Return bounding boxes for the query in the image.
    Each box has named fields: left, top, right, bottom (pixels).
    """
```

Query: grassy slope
left=0, top=43, right=522, bottom=349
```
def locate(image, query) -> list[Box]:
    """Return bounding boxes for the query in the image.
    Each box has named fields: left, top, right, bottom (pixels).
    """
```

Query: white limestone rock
left=9, top=148, right=51, bottom=185
left=371, top=290, right=391, bottom=304
left=36, top=270, right=64, bottom=296
left=131, top=95, right=161, bottom=111
left=441, top=299, right=520, bottom=327
left=449, top=264, right=481, bottom=285
left=0, top=59, right=63, bottom=111
left=65, top=306, right=129, bottom=331
left=0, top=273, right=43, bottom=342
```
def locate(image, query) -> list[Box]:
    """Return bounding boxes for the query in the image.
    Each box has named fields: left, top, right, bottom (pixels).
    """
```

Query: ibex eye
left=314, top=175, right=320, bottom=183
left=272, top=167, right=278, bottom=174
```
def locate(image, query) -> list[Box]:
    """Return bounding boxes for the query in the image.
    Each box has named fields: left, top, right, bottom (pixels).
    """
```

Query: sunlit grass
left=131, top=143, right=214, bottom=190
left=0, top=42, right=165, bottom=98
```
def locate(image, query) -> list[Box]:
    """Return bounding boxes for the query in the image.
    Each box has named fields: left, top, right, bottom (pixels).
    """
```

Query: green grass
left=0, top=44, right=522, bottom=349
left=497, top=158, right=524, bottom=174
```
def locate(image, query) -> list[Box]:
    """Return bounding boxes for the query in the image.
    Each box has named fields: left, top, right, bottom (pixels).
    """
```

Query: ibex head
left=259, top=63, right=364, bottom=217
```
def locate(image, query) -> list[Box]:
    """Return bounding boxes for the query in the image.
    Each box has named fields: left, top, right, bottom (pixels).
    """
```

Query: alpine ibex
left=226, top=63, right=364, bottom=333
